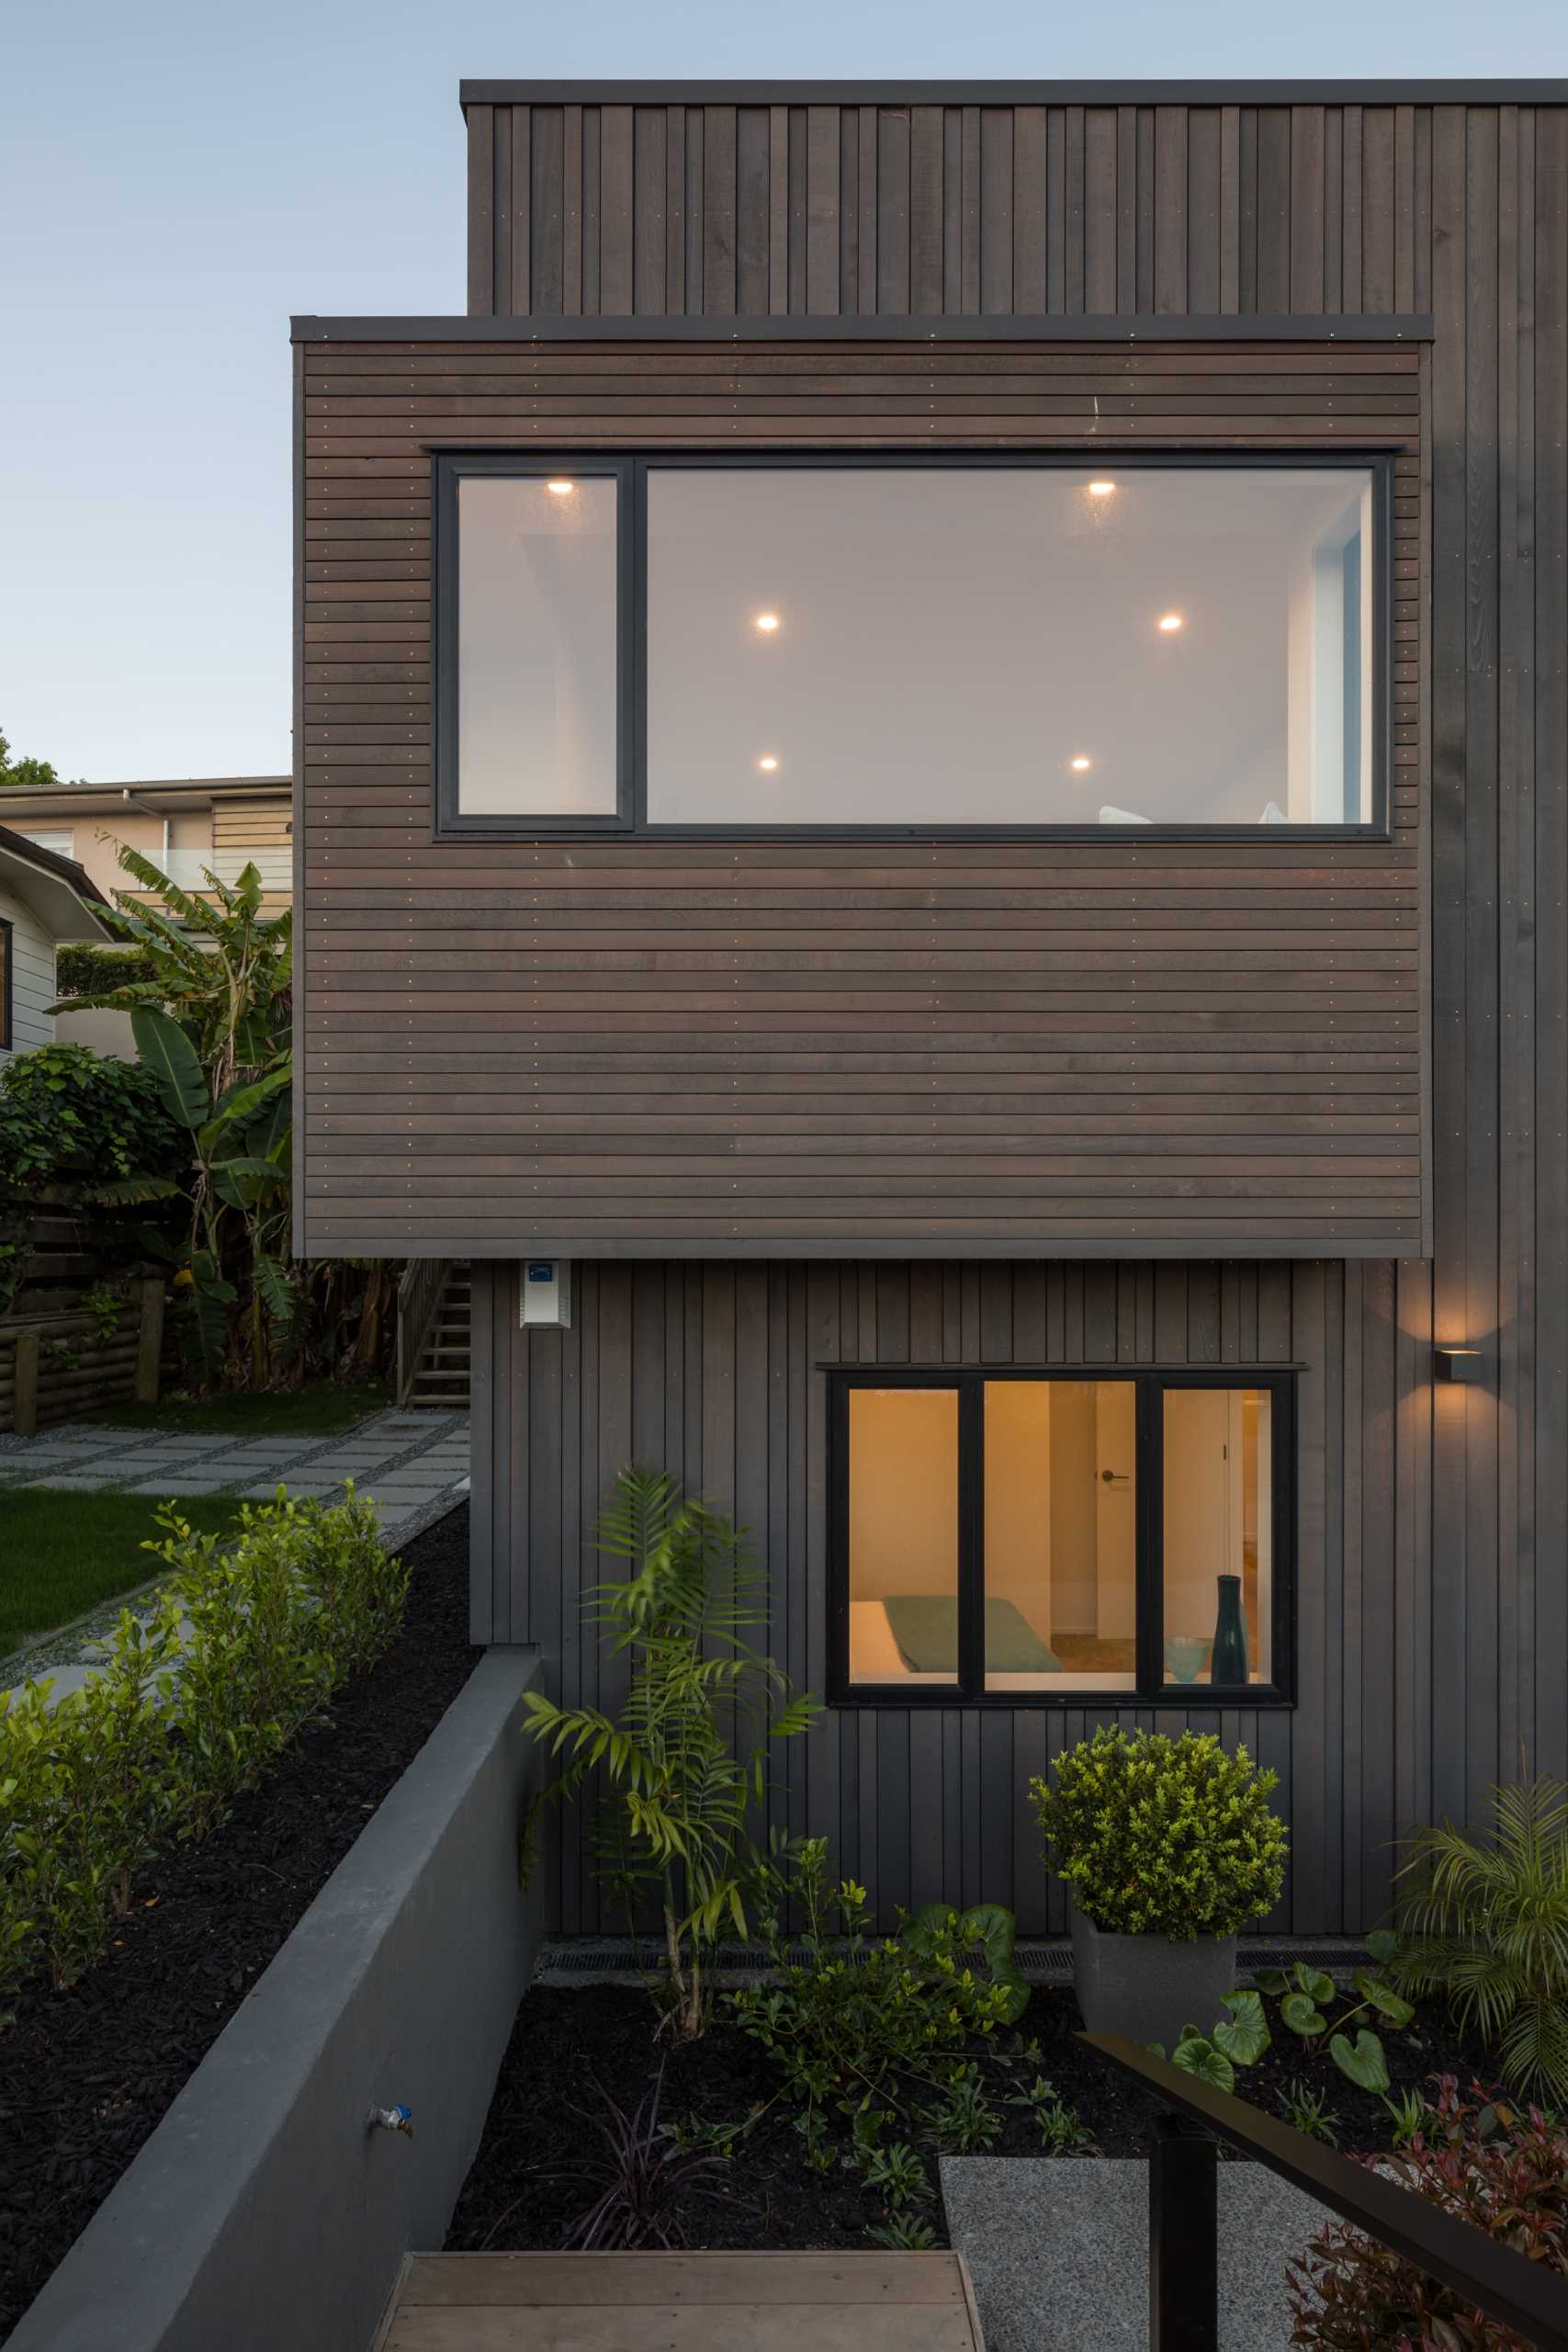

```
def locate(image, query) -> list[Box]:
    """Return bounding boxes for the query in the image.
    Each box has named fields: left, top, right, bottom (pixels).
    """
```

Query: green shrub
left=732, top=1839, right=1024, bottom=2140
left=0, top=1486, right=405, bottom=2004
left=0, top=1042, right=184, bottom=1314
left=1030, top=1724, right=1288, bottom=1940
left=1, top=1604, right=185, bottom=1991
left=1392, top=1775, right=1568, bottom=2104
left=53, top=942, right=159, bottom=998
left=1288, top=2077, right=1568, bottom=2349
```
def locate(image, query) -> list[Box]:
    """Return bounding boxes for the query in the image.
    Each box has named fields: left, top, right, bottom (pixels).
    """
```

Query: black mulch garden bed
left=448, top=1979, right=1495, bottom=2256
left=0, top=1503, right=478, bottom=2343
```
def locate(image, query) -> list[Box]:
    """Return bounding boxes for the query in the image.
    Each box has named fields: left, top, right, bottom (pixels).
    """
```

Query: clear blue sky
left=3, top=0, right=1562, bottom=784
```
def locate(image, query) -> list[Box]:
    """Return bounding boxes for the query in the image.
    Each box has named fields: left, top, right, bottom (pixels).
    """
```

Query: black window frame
left=432, top=449, right=1393, bottom=844
left=434, top=453, right=637, bottom=839
left=0, top=915, right=12, bottom=1051
left=827, top=1365, right=1296, bottom=1708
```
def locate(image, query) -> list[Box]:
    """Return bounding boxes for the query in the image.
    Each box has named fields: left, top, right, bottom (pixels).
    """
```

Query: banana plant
left=51, top=843, right=299, bottom=1386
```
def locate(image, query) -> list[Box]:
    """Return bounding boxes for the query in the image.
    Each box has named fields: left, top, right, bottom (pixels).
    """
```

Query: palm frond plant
left=522, top=1467, right=820, bottom=2039
left=1391, top=1773, right=1568, bottom=2103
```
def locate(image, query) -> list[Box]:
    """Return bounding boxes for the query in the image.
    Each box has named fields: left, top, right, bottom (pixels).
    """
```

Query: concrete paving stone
left=941, top=2157, right=1329, bottom=2352
left=303, top=1449, right=404, bottom=1468
left=16, top=1469, right=137, bottom=1490
left=159, top=1434, right=245, bottom=1450
left=232, top=1443, right=323, bottom=1458
left=2, top=1446, right=85, bottom=1465
left=239, top=1477, right=344, bottom=1498
left=85, top=1450, right=201, bottom=1470
left=128, top=1475, right=243, bottom=1496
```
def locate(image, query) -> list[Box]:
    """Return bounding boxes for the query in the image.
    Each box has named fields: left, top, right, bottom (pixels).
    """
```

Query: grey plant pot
left=1069, top=1907, right=1238, bottom=2052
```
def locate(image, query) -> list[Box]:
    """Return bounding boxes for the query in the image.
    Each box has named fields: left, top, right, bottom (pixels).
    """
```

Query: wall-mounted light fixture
left=1434, top=1348, right=1483, bottom=1383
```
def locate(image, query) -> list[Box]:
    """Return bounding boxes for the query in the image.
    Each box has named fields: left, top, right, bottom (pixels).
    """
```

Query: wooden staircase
left=397, top=1260, right=472, bottom=1409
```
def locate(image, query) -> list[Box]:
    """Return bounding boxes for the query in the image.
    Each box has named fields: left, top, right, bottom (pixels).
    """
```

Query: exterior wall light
left=1434, top=1348, right=1483, bottom=1383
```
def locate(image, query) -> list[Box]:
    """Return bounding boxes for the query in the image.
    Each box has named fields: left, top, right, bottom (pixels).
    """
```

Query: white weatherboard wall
left=1, top=881, right=62, bottom=1058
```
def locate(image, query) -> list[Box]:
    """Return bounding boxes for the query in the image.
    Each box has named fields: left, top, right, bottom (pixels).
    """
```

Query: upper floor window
left=437, top=456, right=1383, bottom=836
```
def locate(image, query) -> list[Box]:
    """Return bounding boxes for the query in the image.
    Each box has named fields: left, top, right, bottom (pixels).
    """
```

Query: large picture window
left=434, top=455, right=1387, bottom=838
left=831, top=1369, right=1292, bottom=1704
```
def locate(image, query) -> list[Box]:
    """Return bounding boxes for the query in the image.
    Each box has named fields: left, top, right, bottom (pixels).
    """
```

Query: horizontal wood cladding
left=465, top=97, right=1439, bottom=322
left=477, top=1255, right=1427, bottom=1935
left=298, top=333, right=1427, bottom=1260
left=211, top=797, right=292, bottom=849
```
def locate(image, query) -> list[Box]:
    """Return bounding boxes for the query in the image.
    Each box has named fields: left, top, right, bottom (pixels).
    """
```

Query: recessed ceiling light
left=758, top=755, right=780, bottom=772
left=1069, top=755, right=1093, bottom=772
left=1157, top=612, right=1184, bottom=632
left=754, top=612, right=781, bottom=632
left=546, top=479, right=575, bottom=495
left=1087, top=481, right=1117, bottom=498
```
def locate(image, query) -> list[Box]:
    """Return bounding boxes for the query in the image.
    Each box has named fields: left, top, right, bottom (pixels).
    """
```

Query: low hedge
left=53, top=943, right=159, bottom=998
left=0, top=1487, right=407, bottom=2005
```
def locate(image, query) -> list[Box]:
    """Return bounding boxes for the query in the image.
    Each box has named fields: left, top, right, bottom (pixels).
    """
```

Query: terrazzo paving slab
left=941, top=2157, right=1331, bottom=2352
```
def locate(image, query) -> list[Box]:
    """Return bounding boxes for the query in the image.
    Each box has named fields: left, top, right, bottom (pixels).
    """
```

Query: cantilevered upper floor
left=293, top=80, right=1568, bottom=1262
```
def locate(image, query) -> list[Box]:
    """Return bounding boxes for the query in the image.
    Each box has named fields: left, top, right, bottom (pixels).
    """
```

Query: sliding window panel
left=846, top=1385, right=961, bottom=1686
left=1161, top=1385, right=1275, bottom=1690
left=984, top=1379, right=1138, bottom=1692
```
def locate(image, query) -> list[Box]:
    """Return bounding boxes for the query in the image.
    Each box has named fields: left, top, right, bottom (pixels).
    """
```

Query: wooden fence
left=0, top=1279, right=166, bottom=1435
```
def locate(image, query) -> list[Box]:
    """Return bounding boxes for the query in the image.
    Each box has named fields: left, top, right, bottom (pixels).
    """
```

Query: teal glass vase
left=1211, top=1574, right=1249, bottom=1686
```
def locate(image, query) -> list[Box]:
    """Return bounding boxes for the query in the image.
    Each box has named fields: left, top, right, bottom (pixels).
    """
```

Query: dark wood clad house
left=293, top=80, right=1567, bottom=1935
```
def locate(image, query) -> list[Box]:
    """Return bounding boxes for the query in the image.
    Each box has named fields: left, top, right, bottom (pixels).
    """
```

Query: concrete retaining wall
left=10, top=1644, right=546, bottom=2352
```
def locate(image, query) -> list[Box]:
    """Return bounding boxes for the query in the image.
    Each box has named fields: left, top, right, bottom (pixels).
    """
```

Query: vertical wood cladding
left=299, top=339, right=1426, bottom=1259
left=475, top=1255, right=1419, bottom=1936
left=464, top=97, right=1446, bottom=325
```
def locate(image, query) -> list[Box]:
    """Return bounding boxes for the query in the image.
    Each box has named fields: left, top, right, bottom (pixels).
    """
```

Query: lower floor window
left=832, top=1370, right=1292, bottom=1704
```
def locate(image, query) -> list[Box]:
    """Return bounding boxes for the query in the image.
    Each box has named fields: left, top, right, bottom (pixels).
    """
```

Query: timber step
left=374, top=2252, right=985, bottom=2351
left=407, top=1264, right=471, bottom=1409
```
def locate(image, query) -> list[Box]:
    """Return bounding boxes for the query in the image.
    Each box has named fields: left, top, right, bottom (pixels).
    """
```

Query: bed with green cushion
left=882, top=1594, right=1061, bottom=1675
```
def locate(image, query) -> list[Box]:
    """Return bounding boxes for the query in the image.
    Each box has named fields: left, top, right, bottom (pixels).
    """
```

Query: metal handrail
left=1084, top=2032, right=1568, bottom=2351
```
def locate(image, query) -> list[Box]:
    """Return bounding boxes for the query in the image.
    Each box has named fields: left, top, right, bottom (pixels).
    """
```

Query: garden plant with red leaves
left=1288, top=2076, right=1568, bottom=2349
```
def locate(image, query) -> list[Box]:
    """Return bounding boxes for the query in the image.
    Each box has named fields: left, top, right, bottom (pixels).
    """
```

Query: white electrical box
left=520, top=1259, right=572, bottom=1328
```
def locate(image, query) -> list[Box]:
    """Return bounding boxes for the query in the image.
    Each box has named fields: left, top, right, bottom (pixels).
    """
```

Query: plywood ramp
left=375, top=2251, right=986, bottom=2350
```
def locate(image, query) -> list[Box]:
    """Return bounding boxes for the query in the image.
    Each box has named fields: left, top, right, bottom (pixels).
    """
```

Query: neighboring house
left=293, top=80, right=1565, bottom=1935
left=0, top=775, right=293, bottom=910
left=0, top=824, right=113, bottom=1061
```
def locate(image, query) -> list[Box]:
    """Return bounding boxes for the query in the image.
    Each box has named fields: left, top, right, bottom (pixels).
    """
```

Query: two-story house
left=293, top=79, right=1565, bottom=1936
left=2, top=774, right=294, bottom=910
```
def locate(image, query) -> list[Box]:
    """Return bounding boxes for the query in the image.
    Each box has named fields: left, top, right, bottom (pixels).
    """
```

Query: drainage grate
left=534, top=1934, right=1368, bottom=1985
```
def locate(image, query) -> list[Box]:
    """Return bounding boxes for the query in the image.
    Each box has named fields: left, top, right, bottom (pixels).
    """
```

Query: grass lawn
left=92, top=1378, right=391, bottom=1441
left=1, top=1488, right=247, bottom=1657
